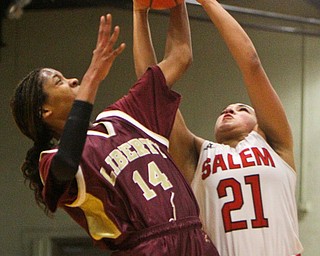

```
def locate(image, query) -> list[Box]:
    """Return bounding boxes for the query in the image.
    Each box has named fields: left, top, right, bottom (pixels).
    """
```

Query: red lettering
left=213, top=154, right=227, bottom=173
left=251, top=147, right=275, bottom=167
left=239, top=148, right=255, bottom=168
left=202, top=158, right=211, bottom=180
left=228, top=153, right=241, bottom=169
left=201, top=147, right=275, bottom=180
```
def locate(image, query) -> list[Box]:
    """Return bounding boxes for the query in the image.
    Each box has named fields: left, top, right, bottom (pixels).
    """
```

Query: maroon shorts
left=112, top=216, right=219, bottom=256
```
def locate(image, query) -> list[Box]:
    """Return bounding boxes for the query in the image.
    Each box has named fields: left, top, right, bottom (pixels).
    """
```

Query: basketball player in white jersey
left=168, top=0, right=304, bottom=255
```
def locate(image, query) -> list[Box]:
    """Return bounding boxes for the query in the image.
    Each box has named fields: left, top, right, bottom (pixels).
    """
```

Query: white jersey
left=191, top=131, right=303, bottom=256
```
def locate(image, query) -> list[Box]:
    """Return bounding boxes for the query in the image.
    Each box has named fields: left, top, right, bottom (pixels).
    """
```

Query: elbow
left=186, top=51, right=193, bottom=70
left=51, top=153, right=78, bottom=182
left=185, top=44, right=193, bottom=67
left=246, top=51, right=263, bottom=73
left=178, top=44, right=193, bottom=71
left=161, top=43, right=193, bottom=87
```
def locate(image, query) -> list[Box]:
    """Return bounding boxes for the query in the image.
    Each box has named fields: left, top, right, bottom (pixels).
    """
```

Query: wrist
left=197, top=0, right=216, bottom=7
left=133, top=1, right=150, bottom=11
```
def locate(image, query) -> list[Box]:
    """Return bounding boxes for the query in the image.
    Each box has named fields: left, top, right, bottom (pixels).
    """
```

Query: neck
left=48, top=120, right=65, bottom=140
left=216, top=131, right=252, bottom=148
left=218, top=137, right=244, bottom=148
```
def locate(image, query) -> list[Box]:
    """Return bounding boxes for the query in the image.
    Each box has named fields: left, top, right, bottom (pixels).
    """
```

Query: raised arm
left=133, top=1, right=192, bottom=87
left=198, top=0, right=295, bottom=169
left=133, top=3, right=157, bottom=78
left=52, top=14, right=126, bottom=181
left=77, top=14, right=126, bottom=104
left=132, top=2, right=199, bottom=183
left=160, top=2, right=193, bottom=87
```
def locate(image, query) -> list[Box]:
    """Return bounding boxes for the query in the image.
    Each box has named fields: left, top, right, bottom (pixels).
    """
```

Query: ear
left=41, top=105, right=53, bottom=120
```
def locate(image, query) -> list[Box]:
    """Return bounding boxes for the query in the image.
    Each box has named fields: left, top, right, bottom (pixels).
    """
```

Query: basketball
left=136, top=0, right=184, bottom=10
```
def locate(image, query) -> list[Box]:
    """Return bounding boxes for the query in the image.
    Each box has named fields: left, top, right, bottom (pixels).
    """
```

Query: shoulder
left=197, top=138, right=219, bottom=153
left=141, top=65, right=166, bottom=83
left=250, top=130, right=296, bottom=171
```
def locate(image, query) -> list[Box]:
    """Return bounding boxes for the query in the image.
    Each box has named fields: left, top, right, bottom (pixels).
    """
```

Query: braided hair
left=10, top=68, right=54, bottom=215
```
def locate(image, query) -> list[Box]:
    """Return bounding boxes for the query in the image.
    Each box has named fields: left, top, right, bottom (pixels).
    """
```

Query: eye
left=51, top=73, right=64, bottom=85
left=239, top=107, right=249, bottom=113
left=54, top=77, right=63, bottom=85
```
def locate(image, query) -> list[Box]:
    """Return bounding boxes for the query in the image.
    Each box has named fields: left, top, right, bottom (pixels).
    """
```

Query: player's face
left=214, top=103, right=257, bottom=143
left=40, top=68, right=80, bottom=121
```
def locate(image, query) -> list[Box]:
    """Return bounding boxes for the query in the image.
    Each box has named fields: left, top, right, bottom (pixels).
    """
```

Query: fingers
left=95, top=13, right=125, bottom=57
left=96, top=14, right=112, bottom=48
left=100, top=14, right=123, bottom=47
left=107, top=28, right=126, bottom=61
left=108, top=25, right=121, bottom=51
left=113, top=42, right=126, bottom=58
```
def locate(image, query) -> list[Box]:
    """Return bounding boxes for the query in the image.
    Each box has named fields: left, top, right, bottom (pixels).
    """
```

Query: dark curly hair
left=10, top=68, right=54, bottom=215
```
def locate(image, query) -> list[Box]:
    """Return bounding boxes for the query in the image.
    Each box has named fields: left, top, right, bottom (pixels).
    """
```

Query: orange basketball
left=136, top=0, right=184, bottom=10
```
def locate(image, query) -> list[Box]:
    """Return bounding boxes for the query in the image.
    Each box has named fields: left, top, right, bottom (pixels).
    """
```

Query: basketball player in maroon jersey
left=10, top=3, right=219, bottom=255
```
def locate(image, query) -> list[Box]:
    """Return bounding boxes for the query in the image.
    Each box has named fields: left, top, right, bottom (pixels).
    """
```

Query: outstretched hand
left=87, top=14, right=126, bottom=83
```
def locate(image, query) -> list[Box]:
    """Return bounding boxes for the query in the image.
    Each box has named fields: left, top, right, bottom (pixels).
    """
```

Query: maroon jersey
left=39, top=66, right=206, bottom=252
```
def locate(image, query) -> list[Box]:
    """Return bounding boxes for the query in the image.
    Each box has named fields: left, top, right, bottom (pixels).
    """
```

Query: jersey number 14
left=133, top=161, right=173, bottom=200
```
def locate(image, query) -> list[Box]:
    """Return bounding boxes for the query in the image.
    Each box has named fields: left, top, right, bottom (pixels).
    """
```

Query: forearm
left=159, top=2, right=192, bottom=87
left=51, top=100, right=93, bottom=181
left=165, top=3, right=192, bottom=58
left=200, top=0, right=259, bottom=73
left=75, top=73, right=100, bottom=104
left=133, top=6, right=157, bottom=78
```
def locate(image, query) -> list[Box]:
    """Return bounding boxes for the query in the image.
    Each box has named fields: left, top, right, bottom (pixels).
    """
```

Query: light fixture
left=7, top=0, right=32, bottom=20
